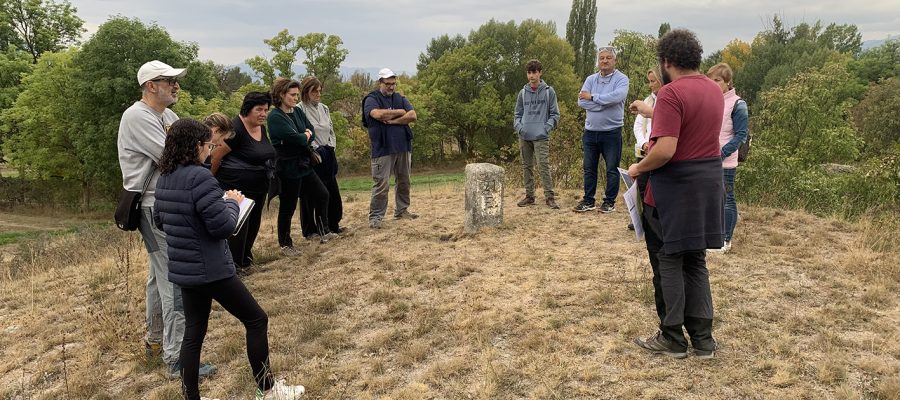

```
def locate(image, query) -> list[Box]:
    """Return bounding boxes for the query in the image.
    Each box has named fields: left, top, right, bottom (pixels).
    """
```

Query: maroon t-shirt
left=645, top=74, right=724, bottom=206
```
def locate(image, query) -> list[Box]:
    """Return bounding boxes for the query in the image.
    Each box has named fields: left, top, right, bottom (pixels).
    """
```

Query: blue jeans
left=723, top=168, right=737, bottom=242
left=582, top=127, right=622, bottom=205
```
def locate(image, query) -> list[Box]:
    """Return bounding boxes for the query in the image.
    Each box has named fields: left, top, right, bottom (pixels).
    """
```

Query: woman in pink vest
left=706, top=63, right=748, bottom=253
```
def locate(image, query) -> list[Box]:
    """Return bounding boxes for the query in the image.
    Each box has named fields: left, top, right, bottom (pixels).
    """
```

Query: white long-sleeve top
left=632, top=93, right=656, bottom=157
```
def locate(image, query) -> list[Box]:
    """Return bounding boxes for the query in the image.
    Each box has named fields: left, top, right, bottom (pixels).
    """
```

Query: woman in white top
left=632, top=67, right=663, bottom=162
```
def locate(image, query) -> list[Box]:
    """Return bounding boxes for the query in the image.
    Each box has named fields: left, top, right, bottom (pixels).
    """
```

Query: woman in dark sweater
left=206, top=93, right=276, bottom=272
left=267, top=77, right=334, bottom=254
left=153, top=119, right=304, bottom=400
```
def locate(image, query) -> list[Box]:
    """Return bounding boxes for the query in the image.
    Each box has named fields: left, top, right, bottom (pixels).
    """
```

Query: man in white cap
left=117, top=60, right=216, bottom=378
left=361, top=68, right=418, bottom=228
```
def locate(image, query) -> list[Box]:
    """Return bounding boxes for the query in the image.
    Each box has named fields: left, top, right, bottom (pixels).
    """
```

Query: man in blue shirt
left=575, top=47, right=630, bottom=213
left=363, top=68, right=418, bottom=228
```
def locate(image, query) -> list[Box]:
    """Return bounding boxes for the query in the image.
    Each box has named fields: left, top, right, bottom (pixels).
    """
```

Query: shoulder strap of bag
left=140, top=163, right=157, bottom=195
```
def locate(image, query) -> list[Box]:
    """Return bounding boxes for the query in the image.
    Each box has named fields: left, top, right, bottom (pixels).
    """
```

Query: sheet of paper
left=618, top=168, right=644, bottom=241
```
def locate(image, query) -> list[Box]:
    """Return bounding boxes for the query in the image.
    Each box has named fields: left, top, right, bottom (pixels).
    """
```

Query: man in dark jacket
left=627, top=29, right=724, bottom=360
left=363, top=68, right=418, bottom=229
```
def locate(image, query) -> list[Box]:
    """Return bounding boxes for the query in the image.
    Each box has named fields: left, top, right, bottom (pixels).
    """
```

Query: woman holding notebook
left=153, top=118, right=304, bottom=400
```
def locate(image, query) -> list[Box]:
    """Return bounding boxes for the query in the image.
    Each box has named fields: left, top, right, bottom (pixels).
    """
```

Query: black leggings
left=180, top=276, right=274, bottom=400
left=302, top=146, right=343, bottom=236
left=277, top=172, right=330, bottom=247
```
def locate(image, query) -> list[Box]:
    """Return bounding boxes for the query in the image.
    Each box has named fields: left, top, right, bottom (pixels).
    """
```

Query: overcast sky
left=70, top=0, right=898, bottom=74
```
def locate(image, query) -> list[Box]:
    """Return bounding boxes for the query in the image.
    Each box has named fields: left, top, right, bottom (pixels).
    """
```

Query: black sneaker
left=517, top=196, right=535, bottom=207
left=600, top=202, right=616, bottom=213
left=633, top=331, right=688, bottom=359
left=573, top=200, right=596, bottom=212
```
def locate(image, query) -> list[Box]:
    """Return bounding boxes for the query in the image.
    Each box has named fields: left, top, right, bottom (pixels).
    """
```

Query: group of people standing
left=514, top=30, right=749, bottom=359
left=115, top=27, right=748, bottom=399
left=117, top=58, right=418, bottom=399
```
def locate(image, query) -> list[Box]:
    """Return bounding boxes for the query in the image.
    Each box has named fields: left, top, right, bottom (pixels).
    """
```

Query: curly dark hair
left=657, top=29, right=703, bottom=71
left=158, top=118, right=212, bottom=175
left=525, top=59, right=542, bottom=72
left=240, top=91, right=272, bottom=117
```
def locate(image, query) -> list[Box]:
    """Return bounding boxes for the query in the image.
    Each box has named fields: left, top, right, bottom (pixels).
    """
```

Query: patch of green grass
left=338, top=171, right=464, bottom=192
left=0, top=231, right=44, bottom=246
left=0, top=221, right=107, bottom=246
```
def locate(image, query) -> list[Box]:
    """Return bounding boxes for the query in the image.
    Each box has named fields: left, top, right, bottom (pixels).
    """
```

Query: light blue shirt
left=578, top=70, right=630, bottom=131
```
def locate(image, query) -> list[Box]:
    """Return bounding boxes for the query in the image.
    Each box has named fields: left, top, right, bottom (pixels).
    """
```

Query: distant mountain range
left=862, top=36, right=897, bottom=51
left=230, top=64, right=413, bottom=81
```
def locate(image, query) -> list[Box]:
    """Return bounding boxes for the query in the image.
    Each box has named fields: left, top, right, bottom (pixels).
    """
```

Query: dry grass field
left=0, top=182, right=898, bottom=399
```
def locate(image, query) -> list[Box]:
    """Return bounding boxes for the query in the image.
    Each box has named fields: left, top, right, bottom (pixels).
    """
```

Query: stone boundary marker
left=464, top=163, right=504, bottom=234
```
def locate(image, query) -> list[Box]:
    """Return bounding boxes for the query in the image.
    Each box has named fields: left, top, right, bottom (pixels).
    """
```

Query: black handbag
left=114, top=166, right=156, bottom=231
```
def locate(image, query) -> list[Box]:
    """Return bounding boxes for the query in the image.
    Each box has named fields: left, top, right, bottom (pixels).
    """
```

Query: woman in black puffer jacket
left=153, top=119, right=304, bottom=400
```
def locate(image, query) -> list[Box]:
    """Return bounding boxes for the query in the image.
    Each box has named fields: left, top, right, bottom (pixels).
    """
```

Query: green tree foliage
left=756, top=62, right=864, bottom=164
left=416, top=34, right=465, bottom=72
left=214, top=64, right=252, bottom=97
left=609, top=30, right=657, bottom=164
left=565, top=0, right=597, bottom=80
left=182, top=60, right=222, bottom=100
left=297, top=32, right=349, bottom=86
left=69, top=16, right=204, bottom=199
left=658, top=23, right=671, bottom=38
left=736, top=16, right=862, bottom=106
left=246, top=29, right=300, bottom=86
left=852, top=77, right=900, bottom=157
left=0, top=0, right=84, bottom=62
left=1, top=50, right=98, bottom=204
left=416, top=19, right=577, bottom=160
left=849, top=40, right=899, bottom=84
left=0, top=48, right=32, bottom=158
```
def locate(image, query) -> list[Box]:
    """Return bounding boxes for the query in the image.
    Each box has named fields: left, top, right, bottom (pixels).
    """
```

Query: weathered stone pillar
left=464, top=163, right=504, bottom=234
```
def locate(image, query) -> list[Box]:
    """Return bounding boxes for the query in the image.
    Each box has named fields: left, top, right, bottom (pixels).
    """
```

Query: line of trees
left=0, top=0, right=896, bottom=218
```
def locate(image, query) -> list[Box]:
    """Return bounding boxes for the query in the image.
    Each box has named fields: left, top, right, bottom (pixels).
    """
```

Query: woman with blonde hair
left=706, top=63, right=748, bottom=253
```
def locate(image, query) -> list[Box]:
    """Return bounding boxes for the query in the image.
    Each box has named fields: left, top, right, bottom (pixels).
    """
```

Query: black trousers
left=217, top=168, right=267, bottom=269
left=642, top=203, right=715, bottom=351
left=277, top=172, right=330, bottom=247
left=180, top=276, right=273, bottom=400
left=301, top=146, right=343, bottom=236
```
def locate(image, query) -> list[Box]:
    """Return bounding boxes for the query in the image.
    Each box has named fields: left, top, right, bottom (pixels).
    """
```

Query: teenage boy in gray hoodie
left=514, top=59, right=561, bottom=209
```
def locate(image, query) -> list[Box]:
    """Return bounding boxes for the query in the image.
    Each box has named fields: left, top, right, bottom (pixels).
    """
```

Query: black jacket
left=154, top=164, right=239, bottom=286
left=650, top=157, right=725, bottom=254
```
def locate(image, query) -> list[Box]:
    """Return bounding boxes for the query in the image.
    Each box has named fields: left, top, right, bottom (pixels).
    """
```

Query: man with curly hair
left=626, top=29, right=724, bottom=360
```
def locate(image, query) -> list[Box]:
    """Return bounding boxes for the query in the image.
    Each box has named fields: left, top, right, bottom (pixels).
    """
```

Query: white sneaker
left=708, top=241, right=731, bottom=254
left=256, top=380, right=305, bottom=399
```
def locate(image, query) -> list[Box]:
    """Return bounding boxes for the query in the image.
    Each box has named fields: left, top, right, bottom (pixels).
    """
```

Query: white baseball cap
left=137, top=60, right=187, bottom=86
left=377, top=68, right=397, bottom=80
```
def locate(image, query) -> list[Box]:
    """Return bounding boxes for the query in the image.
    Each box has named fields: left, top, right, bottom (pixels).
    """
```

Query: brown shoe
left=517, top=196, right=535, bottom=207
left=633, top=331, right=688, bottom=359
left=546, top=197, right=559, bottom=209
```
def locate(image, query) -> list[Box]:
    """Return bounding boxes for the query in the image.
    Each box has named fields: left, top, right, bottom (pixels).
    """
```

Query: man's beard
left=661, top=67, right=672, bottom=85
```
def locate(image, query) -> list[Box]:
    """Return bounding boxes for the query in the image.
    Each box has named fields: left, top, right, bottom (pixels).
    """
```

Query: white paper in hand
left=618, top=168, right=644, bottom=241
left=224, top=194, right=255, bottom=236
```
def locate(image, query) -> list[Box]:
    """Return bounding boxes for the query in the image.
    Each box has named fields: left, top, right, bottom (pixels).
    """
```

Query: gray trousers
left=519, top=138, right=554, bottom=198
left=138, top=207, right=184, bottom=366
left=369, top=152, right=412, bottom=221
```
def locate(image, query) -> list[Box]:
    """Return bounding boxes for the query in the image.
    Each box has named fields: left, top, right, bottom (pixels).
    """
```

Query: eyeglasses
left=151, top=77, right=179, bottom=85
left=202, top=142, right=217, bottom=151
left=382, top=81, right=397, bottom=87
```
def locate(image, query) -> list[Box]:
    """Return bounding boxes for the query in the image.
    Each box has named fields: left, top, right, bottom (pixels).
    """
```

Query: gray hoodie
left=513, top=80, right=560, bottom=141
